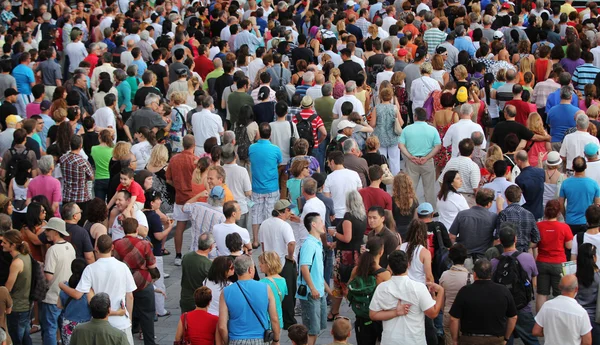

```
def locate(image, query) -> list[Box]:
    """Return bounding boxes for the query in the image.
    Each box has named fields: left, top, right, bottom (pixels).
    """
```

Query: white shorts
left=172, top=203, right=190, bottom=222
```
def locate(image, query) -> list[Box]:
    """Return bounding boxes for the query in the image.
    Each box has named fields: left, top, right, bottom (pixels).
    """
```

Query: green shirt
left=314, top=96, right=335, bottom=133
left=70, top=319, right=128, bottom=345
left=398, top=121, right=441, bottom=157
left=180, top=252, right=212, bottom=312
left=202, top=68, right=224, bottom=91
left=12, top=254, right=31, bottom=312
left=125, top=76, right=141, bottom=101
left=227, top=91, right=255, bottom=125
left=32, top=133, right=42, bottom=147
left=90, top=145, right=114, bottom=180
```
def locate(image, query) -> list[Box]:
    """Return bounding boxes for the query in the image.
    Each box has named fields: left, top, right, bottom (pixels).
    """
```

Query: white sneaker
left=164, top=273, right=170, bottom=278
left=174, top=258, right=182, bottom=266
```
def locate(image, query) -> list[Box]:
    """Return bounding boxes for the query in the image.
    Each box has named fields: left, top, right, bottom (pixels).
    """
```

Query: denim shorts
left=300, top=296, right=327, bottom=335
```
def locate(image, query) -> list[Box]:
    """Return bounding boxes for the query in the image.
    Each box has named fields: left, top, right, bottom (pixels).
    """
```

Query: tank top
left=400, top=243, right=425, bottom=284
left=12, top=179, right=28, bottom=214
left=12, top=254, right=32, bottom=312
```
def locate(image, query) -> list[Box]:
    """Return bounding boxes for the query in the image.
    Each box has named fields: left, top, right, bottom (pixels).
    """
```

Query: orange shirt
left=165, top=150, right=198, bottom=205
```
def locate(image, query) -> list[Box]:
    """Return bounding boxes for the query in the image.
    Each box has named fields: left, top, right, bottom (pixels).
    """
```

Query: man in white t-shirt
left=92, top=93, right=118, bottom=143
left=109, top=190, right=149, bottom=241
left=332, top=81, right=365, bottom=118
left=561, top=114, right=600, bottom=171
left=370, top=250, right=444, bottom=345
left=323, top=151, right=362, bottom=221
left=222, top=144, right=253, bottom=231
left=191, top=96, right=224, bottom=155
left=585, top=143, right=600, bottom=185
left=61, top=234, right=137, bottom=345
left=533, top=274, right=592, bottom=345
left=375, top=56, right=395, bottom=91
left=212, top=200, right=252, bottom=256
left=442, top=104, right=486, bottom=158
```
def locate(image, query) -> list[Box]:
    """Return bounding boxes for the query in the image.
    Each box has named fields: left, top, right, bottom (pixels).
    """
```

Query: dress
left=373, top=103, right=399, bottom=148
left=149, top=166, right=175, bottom=214
left=434, top=122, right=452, bottom=167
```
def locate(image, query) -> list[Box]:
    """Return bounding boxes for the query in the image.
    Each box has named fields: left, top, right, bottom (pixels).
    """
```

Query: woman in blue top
left=286, top=159, right=311, bottom=215
left=57, top=259, right=91, bottom=345
left=258, top=251, right=288, bottom=329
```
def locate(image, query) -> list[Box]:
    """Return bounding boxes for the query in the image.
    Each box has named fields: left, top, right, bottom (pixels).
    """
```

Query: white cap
left=338, top=119, right=357, bottom=131
left=493, top=30, right=504, bottom=39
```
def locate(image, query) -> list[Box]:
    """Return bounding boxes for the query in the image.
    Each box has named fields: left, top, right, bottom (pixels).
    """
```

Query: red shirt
left=292, top=109, right=324, bottom=148
left=117, top=181, right=146, bottom=203
left=182, top=310, right=218, bottom=345
left=403, top=24, right=419, bottom=38
left=112, top=236, right=156, bottom=291
left=165, top=150, right=199, bottom=204
left=536, top=220, right=574, bottom=263
left=359, top=187, right=392, bottom=212
left=83, top=54, right=99, bottom=77
left=194, top=55, right=215, bottom=81
left=505, top=99, right=532, bottom=126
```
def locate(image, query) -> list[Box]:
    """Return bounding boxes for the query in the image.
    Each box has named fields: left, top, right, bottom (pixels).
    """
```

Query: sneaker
left=174, top=257, right=182, bottom=266
left=164, top=273, right=170, bottom=278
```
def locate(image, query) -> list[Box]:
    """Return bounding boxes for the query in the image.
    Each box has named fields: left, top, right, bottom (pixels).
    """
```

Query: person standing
left=515, top=150, right=546, bottom=220
left=323, top=151, right=362, bottom=224
left=559, top=156, right=600, bottom=235
left=60, top=135, right=94, bottom=225
left=40, top=218, right=76, bottom=345
left=249, top=123, right=282, bottom=249
left=167, top=135, right=199, bottom=266
left=366, top=206, right=400, bottom=269
left=69, top=293, right=130, bottom=345
left=450, top=258, right=518, bottom=345
left=437, top=138, right=481, bottom=207
left=213, top=201, right=252, bottom=256
left=560, top=114, right=600, bottom=173
left=180, top=231, right=216, bottom=313
left=496, top=186, right=541, bottom=253
left=533, top=275, right=593, bottom=345
left=221, top=144, right=253, bottom=231
left=400, top=107, right=442, bottom=210
left=442, top=104, right=486, bottom=158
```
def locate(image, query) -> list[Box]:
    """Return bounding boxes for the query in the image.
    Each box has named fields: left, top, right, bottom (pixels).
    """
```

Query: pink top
left=26, top=102, right=41, bottom=119
left=26, top=175, right=62, bottom=217
left=579, top=99, right=599, bottom=113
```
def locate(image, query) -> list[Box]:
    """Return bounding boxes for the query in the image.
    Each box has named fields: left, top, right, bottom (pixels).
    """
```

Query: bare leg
left=252, top=224, right=260, bottom=248
left=536, top=294, right=548, bottom=313
left=328, top=296, right=343, bottom=318
left=308, top=335, right=317, bottom=345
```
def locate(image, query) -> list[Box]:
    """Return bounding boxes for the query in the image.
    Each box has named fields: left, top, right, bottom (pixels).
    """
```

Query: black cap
left=4, top=88, right=18, bottom=98
left=435, top=46, right=447, bottom=54
left=176, top=68, right=188, bottom=76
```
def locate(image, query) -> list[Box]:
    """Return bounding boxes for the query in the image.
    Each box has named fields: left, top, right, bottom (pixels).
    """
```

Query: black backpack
left=492, top=252, right=534, bottom=310
left=233, top=122, right=252, bottom=162
left=5, top=148, right=29, bottom=185
left=432, top=223, right=453, bottom=282
left=295, top=113, right=317, bottom=149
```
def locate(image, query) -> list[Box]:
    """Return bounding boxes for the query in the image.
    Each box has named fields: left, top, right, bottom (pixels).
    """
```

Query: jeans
left=94, top=179, right=110, bottom=202
left=506, top=308, right=539, bottom=345
left=7, top=309, right=32, bottom=345
left=591, top=315, right=600, bottom=345
left=132, top=284, right=156, bottom=345
left=313, top=134, right=329, bottom=171
left=425, top=316, right=439, bottom=345
left=40, top=303, right=62, bottom=345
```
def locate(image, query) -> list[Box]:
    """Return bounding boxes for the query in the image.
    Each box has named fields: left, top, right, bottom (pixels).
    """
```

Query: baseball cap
left=175, top=68, right=188, bottom=76
left=417, top=202, right=434, bottom=216
left=5, top=115, right=23, bottom=125
left=274, top=199, right=295, bottom=211
left=456, top=86, right=468, bottom=103
left=397, top=48, right=408, bottom=57
left=346, top=0, right=356, bottom=7
left=338, top=119, right=356, bottom=130
left=501, top=2, right=511, bottom=9
left=221, top=143, right=236, bottom=163
left=40, top=100, right=52, bottom=111
left=4, top=88, right=18, bottom=98
left=209, top=186, right=225, bottom=200
left=415, top=46, right=428, bottom=60
left=585, top=143, right=599, bottom=157
left=435, top=46, right=447, bottom=54
left=301, top=95, right=314, bottom=108
left=493, top=30, right=504, bottom=39
left=42, top=218, right=69, bottom=237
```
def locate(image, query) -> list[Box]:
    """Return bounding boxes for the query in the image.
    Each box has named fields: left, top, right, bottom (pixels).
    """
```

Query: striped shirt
left=532, top=79, right=561, bottom=109
left=437, top=156, right=481, bottom=194
left=423, top=28, right=447, bottom=55
left=572, top=63, right=600, bottom=92
left=356, top=18, right=371, bottom=39
left=291, top=109, right=324, bottom=148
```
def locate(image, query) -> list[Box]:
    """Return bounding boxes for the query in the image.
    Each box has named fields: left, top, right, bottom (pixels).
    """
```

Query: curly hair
left=392, top=173, right=416, bottom=215
left=113, top=141, right=132, bottom=161
left=405, top=219, right=428, bottom=264
left=527, top=113, right=545, bottom=136
left=86, top=198, right=108, bottom=223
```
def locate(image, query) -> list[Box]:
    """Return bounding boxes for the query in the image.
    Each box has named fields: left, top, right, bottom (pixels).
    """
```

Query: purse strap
left=267, top=277, right=283, bottom=301
left=183, top=312, right=189, bottom=342
left=236, top=282, right=270, bottom=332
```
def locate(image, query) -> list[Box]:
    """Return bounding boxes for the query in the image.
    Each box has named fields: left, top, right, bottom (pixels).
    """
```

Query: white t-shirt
left=442, top=119, right=487, bottom=157
left=204, top=278, right=230, bottom=316
left=93, top=107, right=117, bottom=143
left=192, top=109, right=224, bottom=155
left=131, top=141, right=152, bottom=171
left=213, top=222, right=251, bottom=256
left=76, top=257, right=137, bottom=330
left=324, top=168, right=362, bottom=216
left=64, top=41, right=88, bottom=73
left=269, top=120, right=299, bottom=165
left=535, top=295, right=592, bottom=345
left=571, top=232, right=600, bottom=268
left=110, top=209, right=149, bottom=241
left=436, top=191, right=470, bottom=230
left=586, top=160, right=600, bottom=186
left=259, top=217, right=296, bottom=267
left=222, top=164, right=253, bottom=214
left=43, top=242, right=76, bottom=304
left=560, top=131, right=600, bottom=170
left=382, top=16, right=396, bottom=33
left=369, top=275, right=436, bottom=345
left=376, top=70, right=394, bottom=91
left=333, top=95, right=365, bottom=117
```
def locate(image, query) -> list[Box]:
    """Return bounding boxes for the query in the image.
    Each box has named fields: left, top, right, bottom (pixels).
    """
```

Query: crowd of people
left=3, top=0, right=600, bottom=344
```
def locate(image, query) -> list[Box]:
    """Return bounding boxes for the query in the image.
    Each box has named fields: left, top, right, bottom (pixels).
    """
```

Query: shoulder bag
left=173, top=312, right=190, bottom=345
left=236, top=283, right=275, bottom=343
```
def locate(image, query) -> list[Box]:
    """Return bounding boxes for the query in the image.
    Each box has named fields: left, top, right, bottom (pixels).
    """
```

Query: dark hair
left=388, top=250, right=408, bottom=275
left=259, top=122, right=271, bottom=139
left=574, top=156, right=587, bottom=173
left=498, top=223, right=517, bottom=247
left=193, top=286, right=213, bottom=308
left=207, top=256, right=234, bottom=288
left=577, top=243, right=598, bottom=288
left=223, top=201, right=238, bottom=218
left=327, top=151, right=344, bottom=165
left=89, top=293, right=111, bottom=319
left=458, top=138, right=474, bottom=156
left=355, top=237, right=384, bottom=278
left=303, top=212, right=321, bottom=231
left=448, top=243, right=468, bottom=265
left=25, top=202, right=44, bottom=231
left=288, top=324, right=309, bottom=345
left=122, top=218, right=138, bottom=235
left=505, top=133, right=519, bottom=152
left=504, top=185, right=522, bottom=203
left=474, top=258, right=492, bottom=279
left=68, top=258, right=88, bottom=289
left=14, top=159, right=32, bottom=186
left=404, top=219, right=428, bottom=264
left=544, top=199, right=561, bottom=219
left=225, top=232, right=243, bottom=252
left=437, top=170, right=458, bottom=201
left=586, top=205, right=600, bottom=227
left=31, top=195, right=51, bottom=221
left=493, top=160, right=508, bottom=178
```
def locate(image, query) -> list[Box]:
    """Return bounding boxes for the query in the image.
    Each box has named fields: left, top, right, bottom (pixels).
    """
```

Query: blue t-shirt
left=260, top=277, right=287, bottom=329
left=399, top=121, right=442, bottom=157
left=545, top=90, right=578, bottom=116
left=131, top=59, right=148, bottom=78
left=547, top=104, right=578, bottom=142
left=248, top=139, right=282, bottom=194
left=12, top=64, right=35, bottom=95
left=515, top=166, right=545, bottom=220
left=296, top=235, right=325, bottom=300
left=223, top=280, right=270, bottom=340
left=560, top=177, right=600, bottom=225
left=59, top=284, right=92, bottom=323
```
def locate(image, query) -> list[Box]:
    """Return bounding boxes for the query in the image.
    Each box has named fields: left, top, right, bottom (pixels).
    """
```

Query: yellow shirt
left=560, top=3, right=576, bottom=15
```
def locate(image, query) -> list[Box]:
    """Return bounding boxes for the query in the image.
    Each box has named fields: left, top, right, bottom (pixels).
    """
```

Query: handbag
left=381, top=163, right=394, bottom=185
left=173, top=312, right=190, bottom=345
left=236, top=283, right=275, bottom=343
left=393, top=115, right=403, bottom=136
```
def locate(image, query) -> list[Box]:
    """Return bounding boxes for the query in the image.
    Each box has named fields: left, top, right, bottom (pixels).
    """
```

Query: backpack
left=295, top=113, right=317, bottom=149
left=326, top=135, right=348, bottom=157
left=347, top=267, right=387, bottom=319
left=233, top=123, right=252, bottom=162
left=30, top=256, right=49, bottom=302
left=5, top=148, right=29, bottom=185
left=492, top=252, right=534, bottom=310
left=432, top=223, right=453, bottom=281
left=504, top=154, right=521, bottom=181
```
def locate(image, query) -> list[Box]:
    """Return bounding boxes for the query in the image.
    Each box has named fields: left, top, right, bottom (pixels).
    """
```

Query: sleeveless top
left=535, top=59, right=549, bottom=83
left=373, top=103, right=399, bottom=148
left=12, top=253, right=32, bottom=312
left=12, top=179, right=28, bottom=214
left=400, top=243, right=425, bottom=284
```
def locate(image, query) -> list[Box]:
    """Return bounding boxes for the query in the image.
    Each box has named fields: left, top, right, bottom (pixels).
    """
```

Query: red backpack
left=427, top=232, right=435, bottom=258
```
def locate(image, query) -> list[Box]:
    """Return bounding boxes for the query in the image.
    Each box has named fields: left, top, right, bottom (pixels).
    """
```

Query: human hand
left=426, top=282, right=442, bottom=294
left=396, top=300, right=411, bottom=316
left=496, top=194, right=504, bottom=207
left=327, top=227, right=336, bottom=237
left=310, top=287, right=320, bottom=300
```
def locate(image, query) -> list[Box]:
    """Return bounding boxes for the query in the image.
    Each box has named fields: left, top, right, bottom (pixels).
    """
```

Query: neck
left=587, top=227, right=599, bottom=234
left=237, top=274, right=253, bottom=281
left=369, top=180, right=381, bottom=188
left=562, top=292, right=577, bottom=298
left=97, top=253, right=111, bottom=259
left=309, top=230, right=321, bottom=239
left=373, top=225, right=384, bottom=233
left=225, top=217, right=236, bottom=224
left=71, top=148, right=81, bottom=154
left=503, top=245, right=517, bottom=252
left=575, top=171, right=586, bottom=177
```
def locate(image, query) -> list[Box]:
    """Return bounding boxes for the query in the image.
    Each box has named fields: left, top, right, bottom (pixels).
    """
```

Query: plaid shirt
left=113, top=236, right=156, bottom=291
left=531, top=79, right=560, bottom=109
left=60, top=152, right=93, bottom=203
left=356, top=18, right=371, bottom=40
left=287, top=106, right=301, bottom=122
left=497, top=204, right=541, bottom=253
left=0, top=10, right=14, bottom=30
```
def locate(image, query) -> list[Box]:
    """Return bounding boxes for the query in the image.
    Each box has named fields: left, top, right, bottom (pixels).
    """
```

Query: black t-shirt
left=144, top=210, right=163, bottom=257
left=450, top=280, right=517, bottom=336
left=366, top=53, right=386, bottom=69
left=214, top=74, right=233, bottom=111
left=291, top=47, right=315, bottom=69
left=82, top=131, right=99, bottom=166
left=253, top=102, right=276, bottom=124
left=490, top=120, right=534, bottom=153
left=133, top=86, right=162, bottom=109
left=339, top=60, right=364, bottom=84
left=336, top=212, right=367, bottom=251
left=392, top=199, right=418, bottom=240
left=0, top=251, right=11, bottom=286
left=147, top=64, right=168, bottom=95
left=47, top=125, right=58, bottom=146
left=39, top=223, right=94, bottom=260
left=23, top=137, right=41, bottom=159
left=0, top=101, right=17, bottom=129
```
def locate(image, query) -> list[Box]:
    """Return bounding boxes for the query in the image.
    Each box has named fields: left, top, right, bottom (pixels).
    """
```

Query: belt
left=462, top=334, right=501, bottom=337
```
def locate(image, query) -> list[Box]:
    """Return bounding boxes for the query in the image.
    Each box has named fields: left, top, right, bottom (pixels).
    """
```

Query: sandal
left=252, top=242, right=260, bottom=249
left=30, top=324, right=41, bottom=334
left=327, top=313, right=339, bottom=322
left=162, top=248, right=171, bottom=256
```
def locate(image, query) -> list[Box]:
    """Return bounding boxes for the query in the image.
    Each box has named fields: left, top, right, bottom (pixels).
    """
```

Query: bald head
left=126, top=39, right=135, bottom=49
left=214, top=58, right=223, bottom=69
left=559, top=274, right=578, bottom=296
left=432, top=17, right=440, bottom=27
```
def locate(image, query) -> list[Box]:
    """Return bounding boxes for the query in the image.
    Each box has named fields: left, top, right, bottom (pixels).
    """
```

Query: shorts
left=536, top=261, right=562, bottom=296
left=251, top=191, right=279, bottom=225
left=300, top=296, right=327, bottom=335
left=172, top=204, right=190, bottom=222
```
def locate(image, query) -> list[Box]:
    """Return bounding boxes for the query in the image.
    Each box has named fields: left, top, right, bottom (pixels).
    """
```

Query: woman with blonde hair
left=258, top=252, right=287, bottom=329
left=454, top=65, right=469, bottom=92
left=355, top=73, right=371, bottom=116
left=518, top=57, right=533, bottom=85
left=370, top=88, right=404, bottom=175
left=391, top=173, right=418, bottom=239
left=330, top=67, right=345, bottom=99
left=170, top=92, right=192, bottom=153
left=187, top=76, right=201, bottom=107
left=431, top=54, right=449, bottom=87
left=526, top=113, right=551, bottom=167
left=146, top=144, right=175, bottom=214
left=479, top=144, right=509, bottom=187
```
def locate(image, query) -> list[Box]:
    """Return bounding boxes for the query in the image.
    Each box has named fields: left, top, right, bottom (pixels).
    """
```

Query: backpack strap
left=295, top=113, right=303, bottom=123
left=373, top=267, right=387, bottom=276
left=511, top=251, right=522, bottom=259
left=577, top=232, right=585, bottom=249
left=307, top=114, right=318, bottom=123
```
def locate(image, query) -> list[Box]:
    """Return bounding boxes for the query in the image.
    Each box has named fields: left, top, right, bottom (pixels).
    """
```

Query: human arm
left=5, top=258, right=23, bottom=292
left=368, top=107, right=377, bottom=127
left=423, top=282, right=444, bottom=318
left=422, top=249, right=434, bottom=283
left=174, top=318, right=184, bottom=341
left=582, top=332, right=592, bottom=345
left=505, top=315, right=517, bottom=341
left=301, top=264, right=320, bottom=299
left=58, top=282, right=84, bottom=300
left=330, top=219, right=352, bottom=243
left=287, top=241, right=296, bottom=261
left=218, top=293, right=229, bottom=345
left=369, top=300, right=411, bottom=321
left=267, top=287, right=281, bottom=343
left=153, top=220, right=174, bottom=241
left=450, top=316, right=460, bottom=345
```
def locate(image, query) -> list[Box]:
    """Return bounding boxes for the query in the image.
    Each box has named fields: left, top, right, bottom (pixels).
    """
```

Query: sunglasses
left=334, top=316, right=351, bottom=321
